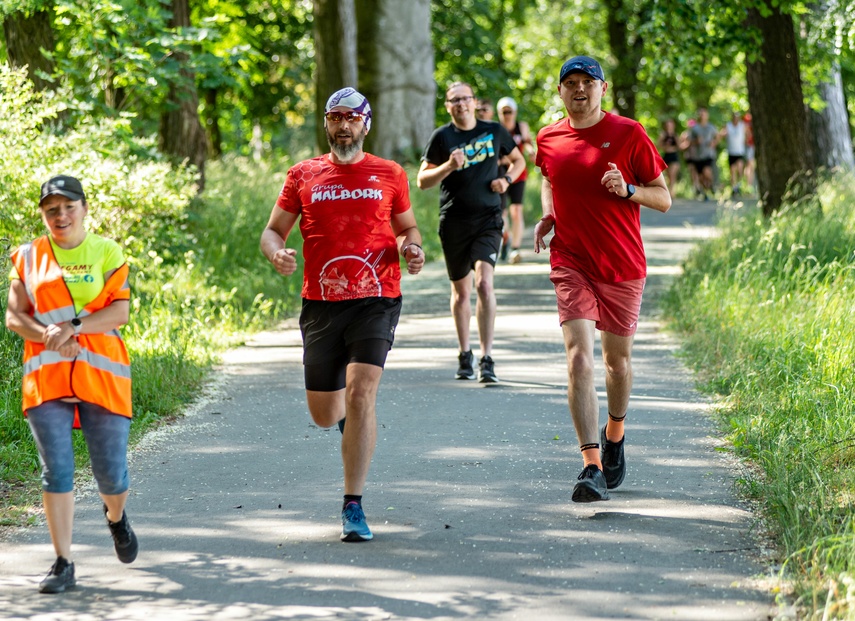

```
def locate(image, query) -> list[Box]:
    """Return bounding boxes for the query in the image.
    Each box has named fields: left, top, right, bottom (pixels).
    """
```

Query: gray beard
left=326, top=127, right=367, bottom=162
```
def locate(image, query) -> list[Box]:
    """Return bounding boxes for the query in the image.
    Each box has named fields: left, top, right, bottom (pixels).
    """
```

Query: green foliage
left=663, top=172, right=855, bottom=618
left=429, top=0, right=746, bottom=140
left=178, top=155, right=302, bottom=328
left=193, top=0, right=316, bottom=155
left=35, top=0, right=316, bottom=156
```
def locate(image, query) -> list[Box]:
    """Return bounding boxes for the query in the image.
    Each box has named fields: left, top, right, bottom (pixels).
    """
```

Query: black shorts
left=663, top=152, right=680, bottom=165
left=728, top=154, right=745, bottom=166
left=504, top=180, right=526, bottom=205
left=299, top=296, right=402, bottom=392
left=695, top=158, right=714, bottom=172
left=439, top=212, right=503, bottom=281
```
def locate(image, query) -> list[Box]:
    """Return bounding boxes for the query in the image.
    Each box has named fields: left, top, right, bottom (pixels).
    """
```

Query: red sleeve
left=391, top=163, right=412, bottom=215
left=275, top=167, right=303, bottom=214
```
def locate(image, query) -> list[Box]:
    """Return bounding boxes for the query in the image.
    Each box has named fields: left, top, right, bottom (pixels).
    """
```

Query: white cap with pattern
left=325, top=87, right=372, bottom=131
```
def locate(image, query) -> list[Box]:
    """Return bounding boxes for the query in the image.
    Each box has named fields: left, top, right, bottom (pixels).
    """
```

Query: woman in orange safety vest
left=5, top=175, right=138, bottom=594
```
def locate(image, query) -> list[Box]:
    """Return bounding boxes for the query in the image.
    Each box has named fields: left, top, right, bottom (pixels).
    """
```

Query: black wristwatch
left=622, top=184, right=636, bottom=200
left=71, top=317, right=82, bottom=335
left=503, top=174, right=513, bottom=185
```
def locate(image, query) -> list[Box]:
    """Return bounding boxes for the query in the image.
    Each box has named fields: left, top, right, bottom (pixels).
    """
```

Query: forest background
left=1, top=1, right=855, bottom=618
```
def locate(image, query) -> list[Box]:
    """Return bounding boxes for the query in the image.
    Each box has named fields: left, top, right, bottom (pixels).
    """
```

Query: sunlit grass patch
left=664, top=172, right=855, bottom=618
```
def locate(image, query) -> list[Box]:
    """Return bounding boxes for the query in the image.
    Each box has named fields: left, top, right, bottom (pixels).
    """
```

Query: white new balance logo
left=368, top=175, right=379, bottom=182
left=601, top=142, right=611, bottom=148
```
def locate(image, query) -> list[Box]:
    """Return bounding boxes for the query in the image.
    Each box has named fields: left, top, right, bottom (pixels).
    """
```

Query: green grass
left=663, top=172, right=855, bottom=619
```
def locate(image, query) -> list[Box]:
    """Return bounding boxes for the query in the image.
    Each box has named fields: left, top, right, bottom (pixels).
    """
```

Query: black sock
left=343, top=495, right=362, bottom=510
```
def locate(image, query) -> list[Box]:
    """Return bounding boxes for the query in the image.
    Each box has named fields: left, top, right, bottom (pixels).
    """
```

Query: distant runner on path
left=260, top=88, right=425, bottom=542
left=417, top=81, right=525, bottom=384
left=534, top=55, right=671, bottom=503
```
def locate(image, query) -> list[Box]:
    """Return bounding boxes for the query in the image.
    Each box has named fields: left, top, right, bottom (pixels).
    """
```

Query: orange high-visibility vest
left=11, top=236, right=132, bottom=422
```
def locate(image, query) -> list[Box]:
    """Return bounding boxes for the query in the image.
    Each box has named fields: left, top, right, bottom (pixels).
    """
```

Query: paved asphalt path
left=0, top=198, right=777, bottom=620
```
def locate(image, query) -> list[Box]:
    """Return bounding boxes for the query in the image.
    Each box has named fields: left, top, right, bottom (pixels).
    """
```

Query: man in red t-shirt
left=534, top=56, right=671, bottom=502
left=261, top=88, right=425, bottom=541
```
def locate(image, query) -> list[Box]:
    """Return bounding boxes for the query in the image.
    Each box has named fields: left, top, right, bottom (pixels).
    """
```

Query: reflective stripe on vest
left=12, top=236, right=133, bottom=419
left=23, top=347, right=131, bottom=379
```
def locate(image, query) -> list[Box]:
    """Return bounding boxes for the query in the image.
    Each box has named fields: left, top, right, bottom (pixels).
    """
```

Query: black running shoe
left=600, top=425, right=626, bottom=489
left=105, top=505, right=139, bottom=564
left=455, top=350, right=476, bottom=380
left=478, top=355, right=498, bottom=383
left=39, top=556, right=75, bottom=594
left=571, top=464, right=609, bottom=503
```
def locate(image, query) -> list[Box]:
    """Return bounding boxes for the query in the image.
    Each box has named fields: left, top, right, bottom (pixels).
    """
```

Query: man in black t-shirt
left=417, top=82, right=525, bottom=383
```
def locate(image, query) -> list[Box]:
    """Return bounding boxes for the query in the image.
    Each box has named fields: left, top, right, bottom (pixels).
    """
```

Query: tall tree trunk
left=604, top=0, right=644, bottom=119
left=802, top=2, right=854, bottom=172
left=357, top=0, right=435, bottom=161
left=745, top=5, right=814, bottom=216
left=807, top=66, right=854, bottom=171
left=3, top=8, right=56, bottom=91
left=204, top=87, right=223, bottom=158
left=313, top=0, right=357, bottom=154
left=159, top=0, right=208, bottom=191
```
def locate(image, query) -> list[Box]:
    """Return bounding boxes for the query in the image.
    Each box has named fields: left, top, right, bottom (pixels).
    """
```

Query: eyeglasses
left=501, top=109, right=514, bottom=115
left=325, top=111, right=365, bottom=123
left=447, top=95, right=474, bottom=105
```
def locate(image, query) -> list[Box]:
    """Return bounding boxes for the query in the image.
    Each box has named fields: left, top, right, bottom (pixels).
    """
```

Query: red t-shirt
left=276, top=153, right=411, bottom=301
left=536, top=112, right=666, bottom=283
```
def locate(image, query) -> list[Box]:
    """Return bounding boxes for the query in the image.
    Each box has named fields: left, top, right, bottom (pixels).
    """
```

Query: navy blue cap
left=559, top=56, right=605, bottom=83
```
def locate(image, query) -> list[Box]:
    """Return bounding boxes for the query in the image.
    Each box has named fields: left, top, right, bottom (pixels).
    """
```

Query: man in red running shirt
left=534, top=56, right=671, bottom=503
left=261, top=87, right=425, bottom=541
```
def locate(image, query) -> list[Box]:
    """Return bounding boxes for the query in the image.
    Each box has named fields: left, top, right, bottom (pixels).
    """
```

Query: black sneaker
left=39, top=556, right=75, bottom=594
left=455, top=350, right=476, bottom=380
left=571, top=464, right=609, bottom=503
left=478, top=355, right=498, bottom=383
left=104, top=505, right=138, bottom=564
left=600, top=425, right=626, bottom=489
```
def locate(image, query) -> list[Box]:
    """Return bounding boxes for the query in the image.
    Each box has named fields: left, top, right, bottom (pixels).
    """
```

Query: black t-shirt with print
left=422, top=120, right=517, bottom=221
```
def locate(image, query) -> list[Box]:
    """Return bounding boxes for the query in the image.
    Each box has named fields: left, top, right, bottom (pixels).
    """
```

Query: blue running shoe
left=341, top=502, right=373, bottom=542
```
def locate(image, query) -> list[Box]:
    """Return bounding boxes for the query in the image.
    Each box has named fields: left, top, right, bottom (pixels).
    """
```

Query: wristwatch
left=503, top=174, right=513, bottom=185
left=71, top=317, right=82, bottom=335
left=623, top=184, right=636, bottom=200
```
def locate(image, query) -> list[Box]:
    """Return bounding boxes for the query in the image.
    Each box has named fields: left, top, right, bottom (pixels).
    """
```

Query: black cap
left=559, top=55, right=605, bottom=83
left=39, top=175, right=86, bottom=206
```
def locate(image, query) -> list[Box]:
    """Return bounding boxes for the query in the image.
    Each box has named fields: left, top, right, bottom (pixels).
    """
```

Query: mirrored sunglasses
left=325, top=111, right=365, bottom=123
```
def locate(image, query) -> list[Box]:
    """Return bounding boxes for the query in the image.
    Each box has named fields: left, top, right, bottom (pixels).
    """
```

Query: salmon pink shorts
left=550, top=266, right=645, bottom=337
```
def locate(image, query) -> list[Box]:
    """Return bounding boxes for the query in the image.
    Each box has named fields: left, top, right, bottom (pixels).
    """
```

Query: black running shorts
left=439, top=212, right=503, bottom=281
left=299, top=296, right=402, bottom=392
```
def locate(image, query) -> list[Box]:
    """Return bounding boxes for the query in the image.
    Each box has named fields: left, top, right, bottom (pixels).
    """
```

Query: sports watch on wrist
left=623, top=184, right=636, bottom=200
left=71, top=317, right=82, bottom=335
left=503, top=174, right=513, bottom=185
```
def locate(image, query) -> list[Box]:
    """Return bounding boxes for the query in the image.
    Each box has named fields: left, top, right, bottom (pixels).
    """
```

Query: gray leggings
left=27, top=400, right=131, bottom=495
